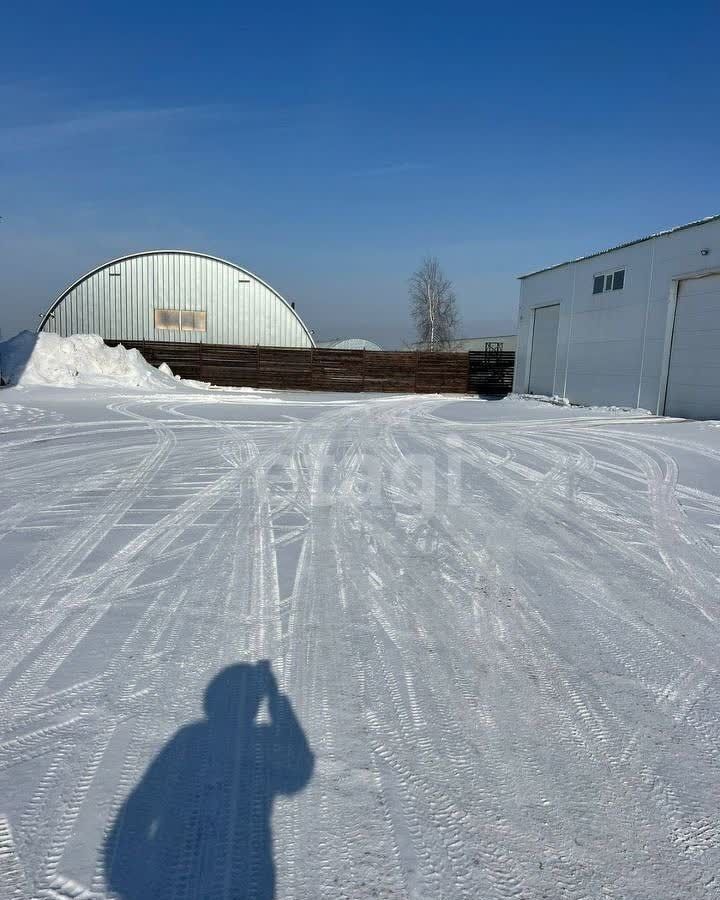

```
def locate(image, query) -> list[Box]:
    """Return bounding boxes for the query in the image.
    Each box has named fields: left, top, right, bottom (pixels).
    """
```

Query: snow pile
left=0, top=332, right=184, bottom=390
left=511, top=392, right=652, bottom=415
left=0, top=332, right=274, bottom=394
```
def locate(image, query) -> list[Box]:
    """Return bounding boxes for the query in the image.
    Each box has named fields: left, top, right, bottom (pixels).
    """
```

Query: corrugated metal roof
left=518, top=214, right=720, bottom=280
left=38, top=250, right=316, bottom=348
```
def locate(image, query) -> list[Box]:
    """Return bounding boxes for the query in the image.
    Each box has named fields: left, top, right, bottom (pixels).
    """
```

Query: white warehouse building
left=514, top=215, right=720, bottom=418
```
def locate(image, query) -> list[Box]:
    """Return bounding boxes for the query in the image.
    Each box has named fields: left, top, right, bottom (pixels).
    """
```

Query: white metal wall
left=514, top=217, right=720, bottom=414
left=40, top=251, right=314, bottom=348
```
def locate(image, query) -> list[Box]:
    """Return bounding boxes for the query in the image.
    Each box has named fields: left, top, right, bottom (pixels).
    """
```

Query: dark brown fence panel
left=105, top=340, right=515, bottom=395
left=311, top=349, right=365, bottom=391
left=416, top=352, right=470, bottom=393
left=468, top=350, right=515, bottom=395
left=257, top=348, right=313, bottom=390
left=202, top=346, right=259, bottom=387
left=363, top=351, right=417, bottom=392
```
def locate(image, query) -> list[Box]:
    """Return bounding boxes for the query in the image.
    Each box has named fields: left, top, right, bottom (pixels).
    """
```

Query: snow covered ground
left=1, top=379, right=719, bottom=899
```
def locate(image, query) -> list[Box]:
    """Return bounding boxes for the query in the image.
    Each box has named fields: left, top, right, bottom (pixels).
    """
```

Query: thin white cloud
left=0, top=104, right=228, bottom=151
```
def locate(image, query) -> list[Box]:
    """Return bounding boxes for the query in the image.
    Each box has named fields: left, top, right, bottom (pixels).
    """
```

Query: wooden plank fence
left=106, top=340, right=515, bottom=395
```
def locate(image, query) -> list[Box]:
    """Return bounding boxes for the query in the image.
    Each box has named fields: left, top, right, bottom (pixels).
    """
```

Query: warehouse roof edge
left=518, top=213, right=720, bottom=279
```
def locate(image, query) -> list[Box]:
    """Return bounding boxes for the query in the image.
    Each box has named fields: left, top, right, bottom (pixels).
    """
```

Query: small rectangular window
left=593, top=268, right=625, bottom=295
left=180, top=311, right=207, bottom=332
left=154, top=308, right=180, bottom=329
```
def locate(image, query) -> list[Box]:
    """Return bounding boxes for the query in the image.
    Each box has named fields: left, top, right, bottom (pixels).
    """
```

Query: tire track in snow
left=2, top=391, right=720, bottom=899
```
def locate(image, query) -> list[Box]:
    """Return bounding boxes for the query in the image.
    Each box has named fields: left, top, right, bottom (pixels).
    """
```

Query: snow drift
left=0, top=331, right=185, bottom=389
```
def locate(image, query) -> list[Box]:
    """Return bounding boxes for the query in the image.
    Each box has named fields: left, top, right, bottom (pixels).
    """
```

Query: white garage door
left=665, top=274, right=720, bottom=419
left=528, top=304, right=560, bottom=396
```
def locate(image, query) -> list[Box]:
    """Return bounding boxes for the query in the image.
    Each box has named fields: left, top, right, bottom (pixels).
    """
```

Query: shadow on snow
left=0, top=330, right=38, bottom=387
left=104, top=660, right=314, bottom=900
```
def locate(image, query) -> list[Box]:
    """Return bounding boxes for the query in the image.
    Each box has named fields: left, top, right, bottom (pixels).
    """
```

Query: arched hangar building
left=317, top=338, right=383, bottom=351
left=39, top=250, right=315, bottom=348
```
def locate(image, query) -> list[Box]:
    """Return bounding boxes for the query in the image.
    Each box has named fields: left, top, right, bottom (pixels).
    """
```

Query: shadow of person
left=104, top=661, right=313, bottom=900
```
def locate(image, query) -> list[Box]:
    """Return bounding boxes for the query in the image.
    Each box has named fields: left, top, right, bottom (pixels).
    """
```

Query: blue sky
left=1, top=1, right=719, bottom=346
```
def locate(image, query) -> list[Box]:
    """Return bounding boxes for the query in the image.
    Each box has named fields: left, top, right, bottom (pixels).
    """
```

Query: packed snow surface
left=1, top=383, right=719, bottom=899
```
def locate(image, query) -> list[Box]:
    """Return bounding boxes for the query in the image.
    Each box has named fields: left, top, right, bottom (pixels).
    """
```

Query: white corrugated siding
left=42, top=251, right=313, bottom=348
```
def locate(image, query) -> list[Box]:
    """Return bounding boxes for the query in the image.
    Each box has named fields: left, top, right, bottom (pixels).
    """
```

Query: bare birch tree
left=408, top=257, right=460, bottom=350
